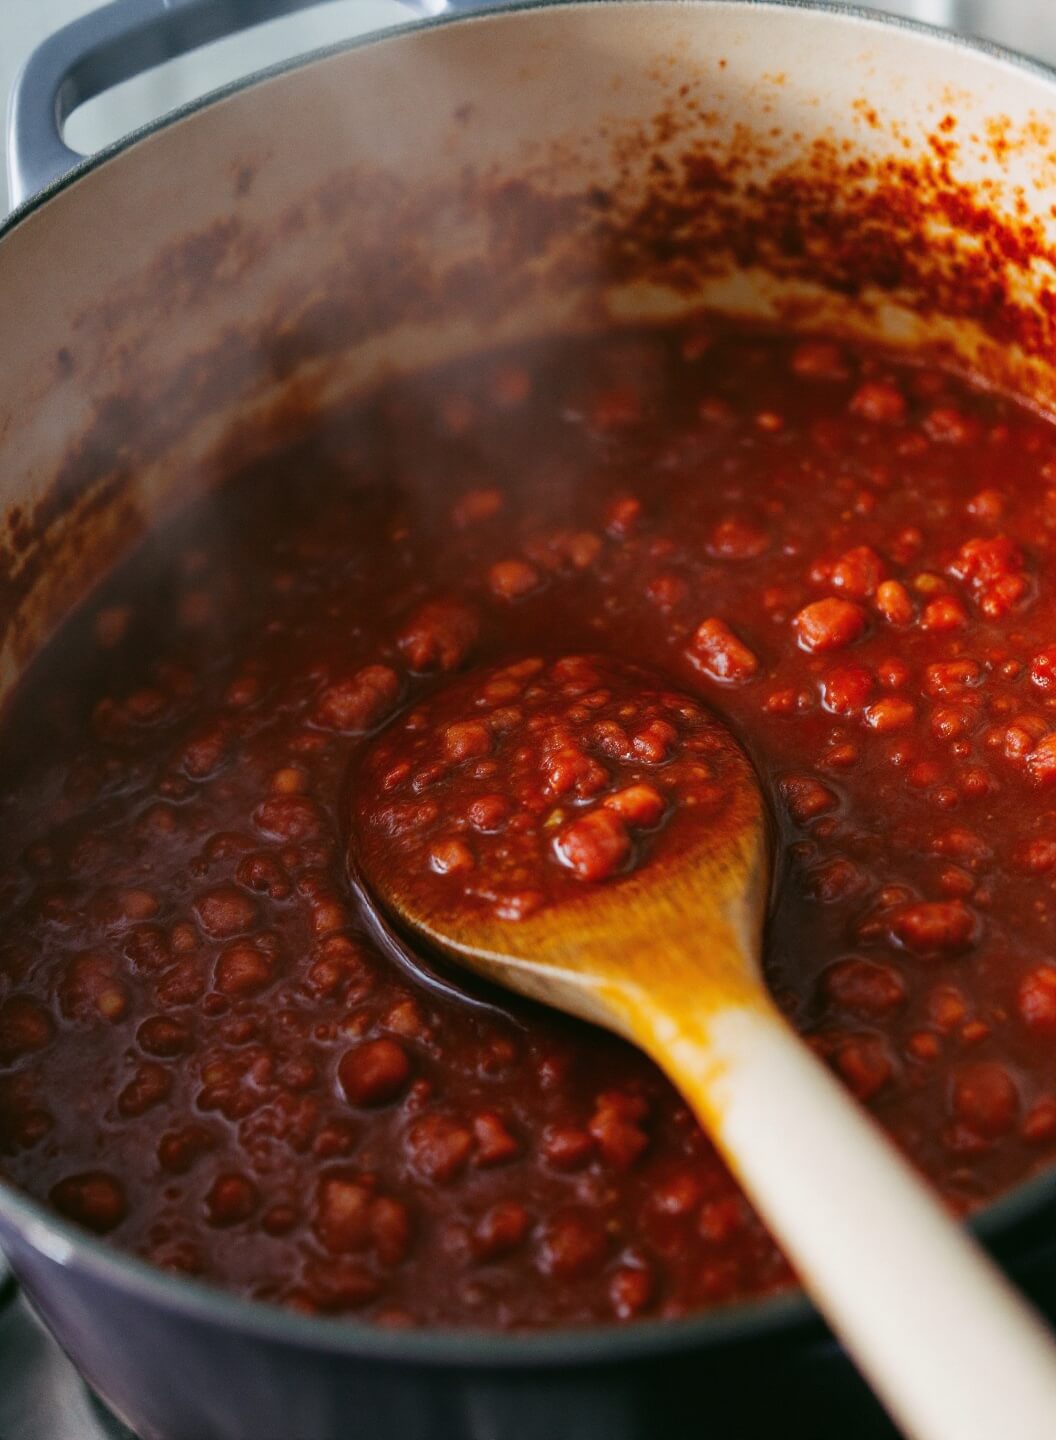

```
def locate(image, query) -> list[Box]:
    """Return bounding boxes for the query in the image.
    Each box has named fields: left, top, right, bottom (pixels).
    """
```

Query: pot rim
left=2, top=0, right=1056, bottom=1370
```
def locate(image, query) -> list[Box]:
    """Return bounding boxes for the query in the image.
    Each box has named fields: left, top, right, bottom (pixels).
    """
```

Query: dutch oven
left=3, top=3, right=1056, bottom=1437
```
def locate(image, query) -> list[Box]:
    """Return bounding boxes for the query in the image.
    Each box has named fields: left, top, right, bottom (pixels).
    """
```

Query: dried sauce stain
left=583, top=107, right=1056, bottom=366
left=231, top=160, right=259, bottom=198
left=64, top=95, right=1056, bottom=388
left=853, top=100, right=881, bottom=130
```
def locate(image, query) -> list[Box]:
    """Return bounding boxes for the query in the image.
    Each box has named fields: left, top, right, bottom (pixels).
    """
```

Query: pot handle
left=5, top=0, right=480, bottom=212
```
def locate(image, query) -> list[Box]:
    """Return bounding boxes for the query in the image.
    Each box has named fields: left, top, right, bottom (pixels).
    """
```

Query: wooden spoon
left=352, top=668, right=1056, bottom=1440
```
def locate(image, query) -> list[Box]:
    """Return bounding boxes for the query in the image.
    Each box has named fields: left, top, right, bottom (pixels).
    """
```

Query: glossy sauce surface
left=2, top=320, right=1056, bottom=1328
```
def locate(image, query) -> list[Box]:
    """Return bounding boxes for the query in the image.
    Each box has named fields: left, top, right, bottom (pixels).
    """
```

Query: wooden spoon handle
left=632, top=1001, right=1056, bottom=1440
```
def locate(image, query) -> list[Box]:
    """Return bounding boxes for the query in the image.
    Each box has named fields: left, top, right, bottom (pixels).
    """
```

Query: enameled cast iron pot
left=5, top=3, right=1056, bottom=1436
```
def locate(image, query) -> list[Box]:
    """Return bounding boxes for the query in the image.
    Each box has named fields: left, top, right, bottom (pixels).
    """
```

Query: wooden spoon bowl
left=351, top=652, right=770, bottom=1054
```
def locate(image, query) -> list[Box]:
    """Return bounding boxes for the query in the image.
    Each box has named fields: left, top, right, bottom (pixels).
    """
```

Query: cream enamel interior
left=1, top=0, right=1056, bottom=706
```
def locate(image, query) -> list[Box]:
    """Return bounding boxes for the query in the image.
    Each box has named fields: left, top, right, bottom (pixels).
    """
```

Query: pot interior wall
left=1, top=0, right=1056, bottom=711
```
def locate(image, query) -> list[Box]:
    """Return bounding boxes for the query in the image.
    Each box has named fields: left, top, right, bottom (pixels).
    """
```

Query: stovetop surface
left=0, top=1278, right=132, bottom=1440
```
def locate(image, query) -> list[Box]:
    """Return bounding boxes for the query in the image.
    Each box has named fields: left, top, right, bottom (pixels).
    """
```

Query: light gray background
left=4, top=1, right=1056, bottom=215
left=1, top=0, right=407, bottom=213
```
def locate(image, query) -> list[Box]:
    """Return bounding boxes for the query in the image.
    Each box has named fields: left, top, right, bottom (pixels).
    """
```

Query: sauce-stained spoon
left=350, top=653, right=1056, bottom=1440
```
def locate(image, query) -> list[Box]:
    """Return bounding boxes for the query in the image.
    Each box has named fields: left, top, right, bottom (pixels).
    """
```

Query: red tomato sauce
left=1, top=318, right=1056, bottom=1328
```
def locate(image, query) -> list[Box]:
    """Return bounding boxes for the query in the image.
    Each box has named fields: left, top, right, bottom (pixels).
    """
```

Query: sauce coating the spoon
left=353, top=653, right=752, bottom=921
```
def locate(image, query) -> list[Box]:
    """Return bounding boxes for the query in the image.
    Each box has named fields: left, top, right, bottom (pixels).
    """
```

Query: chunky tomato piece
left=603, top=784, right=666, bottom=827
left=819, top=546, right=884, bottom=600
left=315, top=665, right=401, bottom=733
left=397, top=598, right=480, bottom=672
left=792, top=598, right=866, bottom=653
left=1018, top=967, right=1056, bottom=1032
left=1027, top=734, right=1056, bottom=785
left=822, top=958, right=906, bottom=1018
left=951, top=1063, right=1019, bottom=1139
left=888, top=900, right=978, bottom=956
left=554, top=809, right=632, bottom=881
left=875, top=580, right=914, bottom=625
left=688, top=617, right=759, bottom=683
left=820, top=665, right=873, bottom=716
